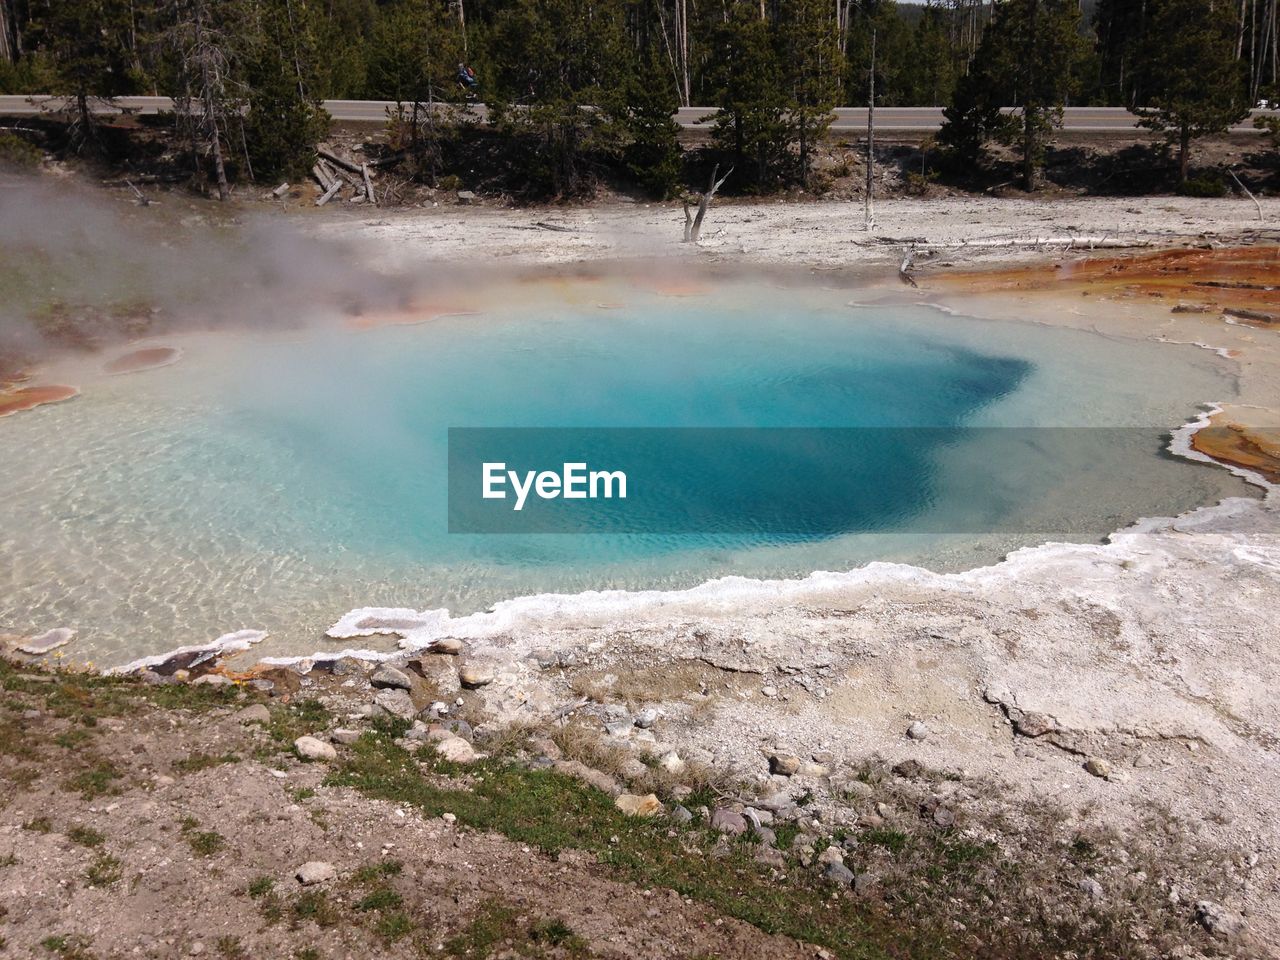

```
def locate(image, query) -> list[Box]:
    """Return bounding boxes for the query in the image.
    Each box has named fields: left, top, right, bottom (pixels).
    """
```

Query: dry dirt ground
left=0, top=680, right=816, bottom=960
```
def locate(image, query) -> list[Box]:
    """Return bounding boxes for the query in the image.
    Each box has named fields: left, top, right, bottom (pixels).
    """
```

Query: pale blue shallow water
left=0, top=283, right=1250, bottom=665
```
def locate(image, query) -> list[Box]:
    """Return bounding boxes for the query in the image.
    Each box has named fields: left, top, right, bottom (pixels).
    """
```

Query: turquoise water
left=0, top=283, right=1250, bottom=665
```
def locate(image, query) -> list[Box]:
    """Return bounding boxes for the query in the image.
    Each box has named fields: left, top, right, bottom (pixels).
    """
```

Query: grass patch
left=67, top=825, right=106, bottom=847
left=330, top=731, right=929, bottom=960
left=23, top=816, right=52, bottom=833
left=352, top=859, right=403, bottom=884
left=62, top=762, right=121, bottom=800
left=373, top=911, right=415, bottom=943
left=357, top=887, right=403, bottom=912
left=172, top=752, right=240, bottom=775
left=247, top=876, right=275, bottom=898
left=84, top=852, right=122, bottom=887
left=445, top=900, right=588, bottom=958
left=40, top=934, right=97, bottom=959
left=179, top=817, right=225, bottom=857
left=292, top=890, right=341, bottom=928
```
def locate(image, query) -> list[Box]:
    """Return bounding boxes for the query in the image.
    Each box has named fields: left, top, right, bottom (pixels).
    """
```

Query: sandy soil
left=318, top=195, right=1280, bottom=270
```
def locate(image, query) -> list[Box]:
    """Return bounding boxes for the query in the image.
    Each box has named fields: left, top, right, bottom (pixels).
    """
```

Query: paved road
left=1, top=95, right=1273, bottom=133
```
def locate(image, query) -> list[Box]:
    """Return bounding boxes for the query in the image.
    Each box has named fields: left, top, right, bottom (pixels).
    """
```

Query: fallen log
left=318, top=148, right=363, bottom=175
left=315, top=179, right=342, bottom=207
left=311, top=163, right=333, bottom=191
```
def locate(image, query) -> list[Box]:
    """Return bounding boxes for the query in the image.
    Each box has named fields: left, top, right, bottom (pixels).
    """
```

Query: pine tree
left=611, top=50, right=683, bottom=198
left=365, top=0, right=463, bottom=180
left=1132, top=0, right=1250, bottom=184
left=485, top=0, right=628, bottom=198
left=239, top=0, right=330, bottom=182
left=706, top=2, right=785, bottom=191
left=777, top=0, right=840, bottom=186
left=939, top=0, right=1083, bottom=188
left=25, top=0, right=136, bottom=148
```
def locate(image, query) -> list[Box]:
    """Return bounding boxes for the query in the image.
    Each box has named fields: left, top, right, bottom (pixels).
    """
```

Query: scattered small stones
left=710, top=808, right=748, bottom=835
left=236, top=704, right=271, bottom=724
left=1084, top=757, right=1112, bottom=779
left=294, top=861, right=336, bottom=885
left=458, top=662, right=495, bottom=688
left=370, top=664, right=413, bottom=690
left=294, top=736, right=337, bottom=762
left=615, top=793, right=664, bottom=817
left=769, top=753, right=801, bottom=776
left=906, top=720, right=929, bottom=740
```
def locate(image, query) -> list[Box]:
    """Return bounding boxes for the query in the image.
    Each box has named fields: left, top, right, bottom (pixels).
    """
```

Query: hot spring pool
left=0, top=280, right=1252, bottom=667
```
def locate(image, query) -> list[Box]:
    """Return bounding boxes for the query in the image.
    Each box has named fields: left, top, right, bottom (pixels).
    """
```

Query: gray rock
left=906, top=721, right=929, bottom=741
left=1133, top=753, right=1155, bottom=768
left=529, top=736, right=562, bottom=761
left=552, top=760, right=622, bottom=797
left=769, top=754, right=801, bottom=776
left=853, top=872, right=878, bottom=895
left=822, top=861, right=855, bottom=886
left=294, top=861, right=336, bottom=885
left=370, top=664, right=413, bottom=690
left=458, top=662, right=495, bottom=688
left=236, top=704, right=271, bottom=724
left=1012, top=711, right=1057, bottom=738
left=331, top=728, right=361, bottom=745
left=1078, top=877, right=1105, bottom=901
left=633, top=707, right=660, bottom=729
left=817, top=845, right=845, bottom=866
left=754, top=845, right=786, bottom=869
left=1084, top=757, right=1111, bottom=779
left=445, top=718, right=474, bottom=741
left=710, top=808, right=748, bottom=835
left=932, top=806, right=956, bottom=828
left=618, top=757, right=648, bottom=781
left=435, top=736, right=478, bottom=764
left=456, top=190, right=477, bottom=203
left=893, top=759, right=923, bottom=779
left=1195, top=900, right=1245, bottom=939
left=374, top=688, right=416, bottom=720
left=604, top=719, right=633, bottom=739
left=658, top=751, right=685, bottom=774
left=294, top=736, right=337, bottom=762
left=192, top=673, right=232, bottom=687
left=670, top=804, right=694, bottom=824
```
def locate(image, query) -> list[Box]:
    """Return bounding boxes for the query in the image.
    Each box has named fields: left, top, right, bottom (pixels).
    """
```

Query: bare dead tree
left=172, top=0, right=239, bottom=200
left=864, top=26, right=876, bottom=232
left=683, top=164, right=734, bottom=242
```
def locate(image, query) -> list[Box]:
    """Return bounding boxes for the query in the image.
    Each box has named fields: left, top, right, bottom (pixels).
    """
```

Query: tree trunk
left=0, top=0, right=16, bottom=64
left=865, top=27, right=876, bottom=231
left=1179, top=127, right=1190, bottom=184
left=1023, top=107, right=1036, bottom=191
